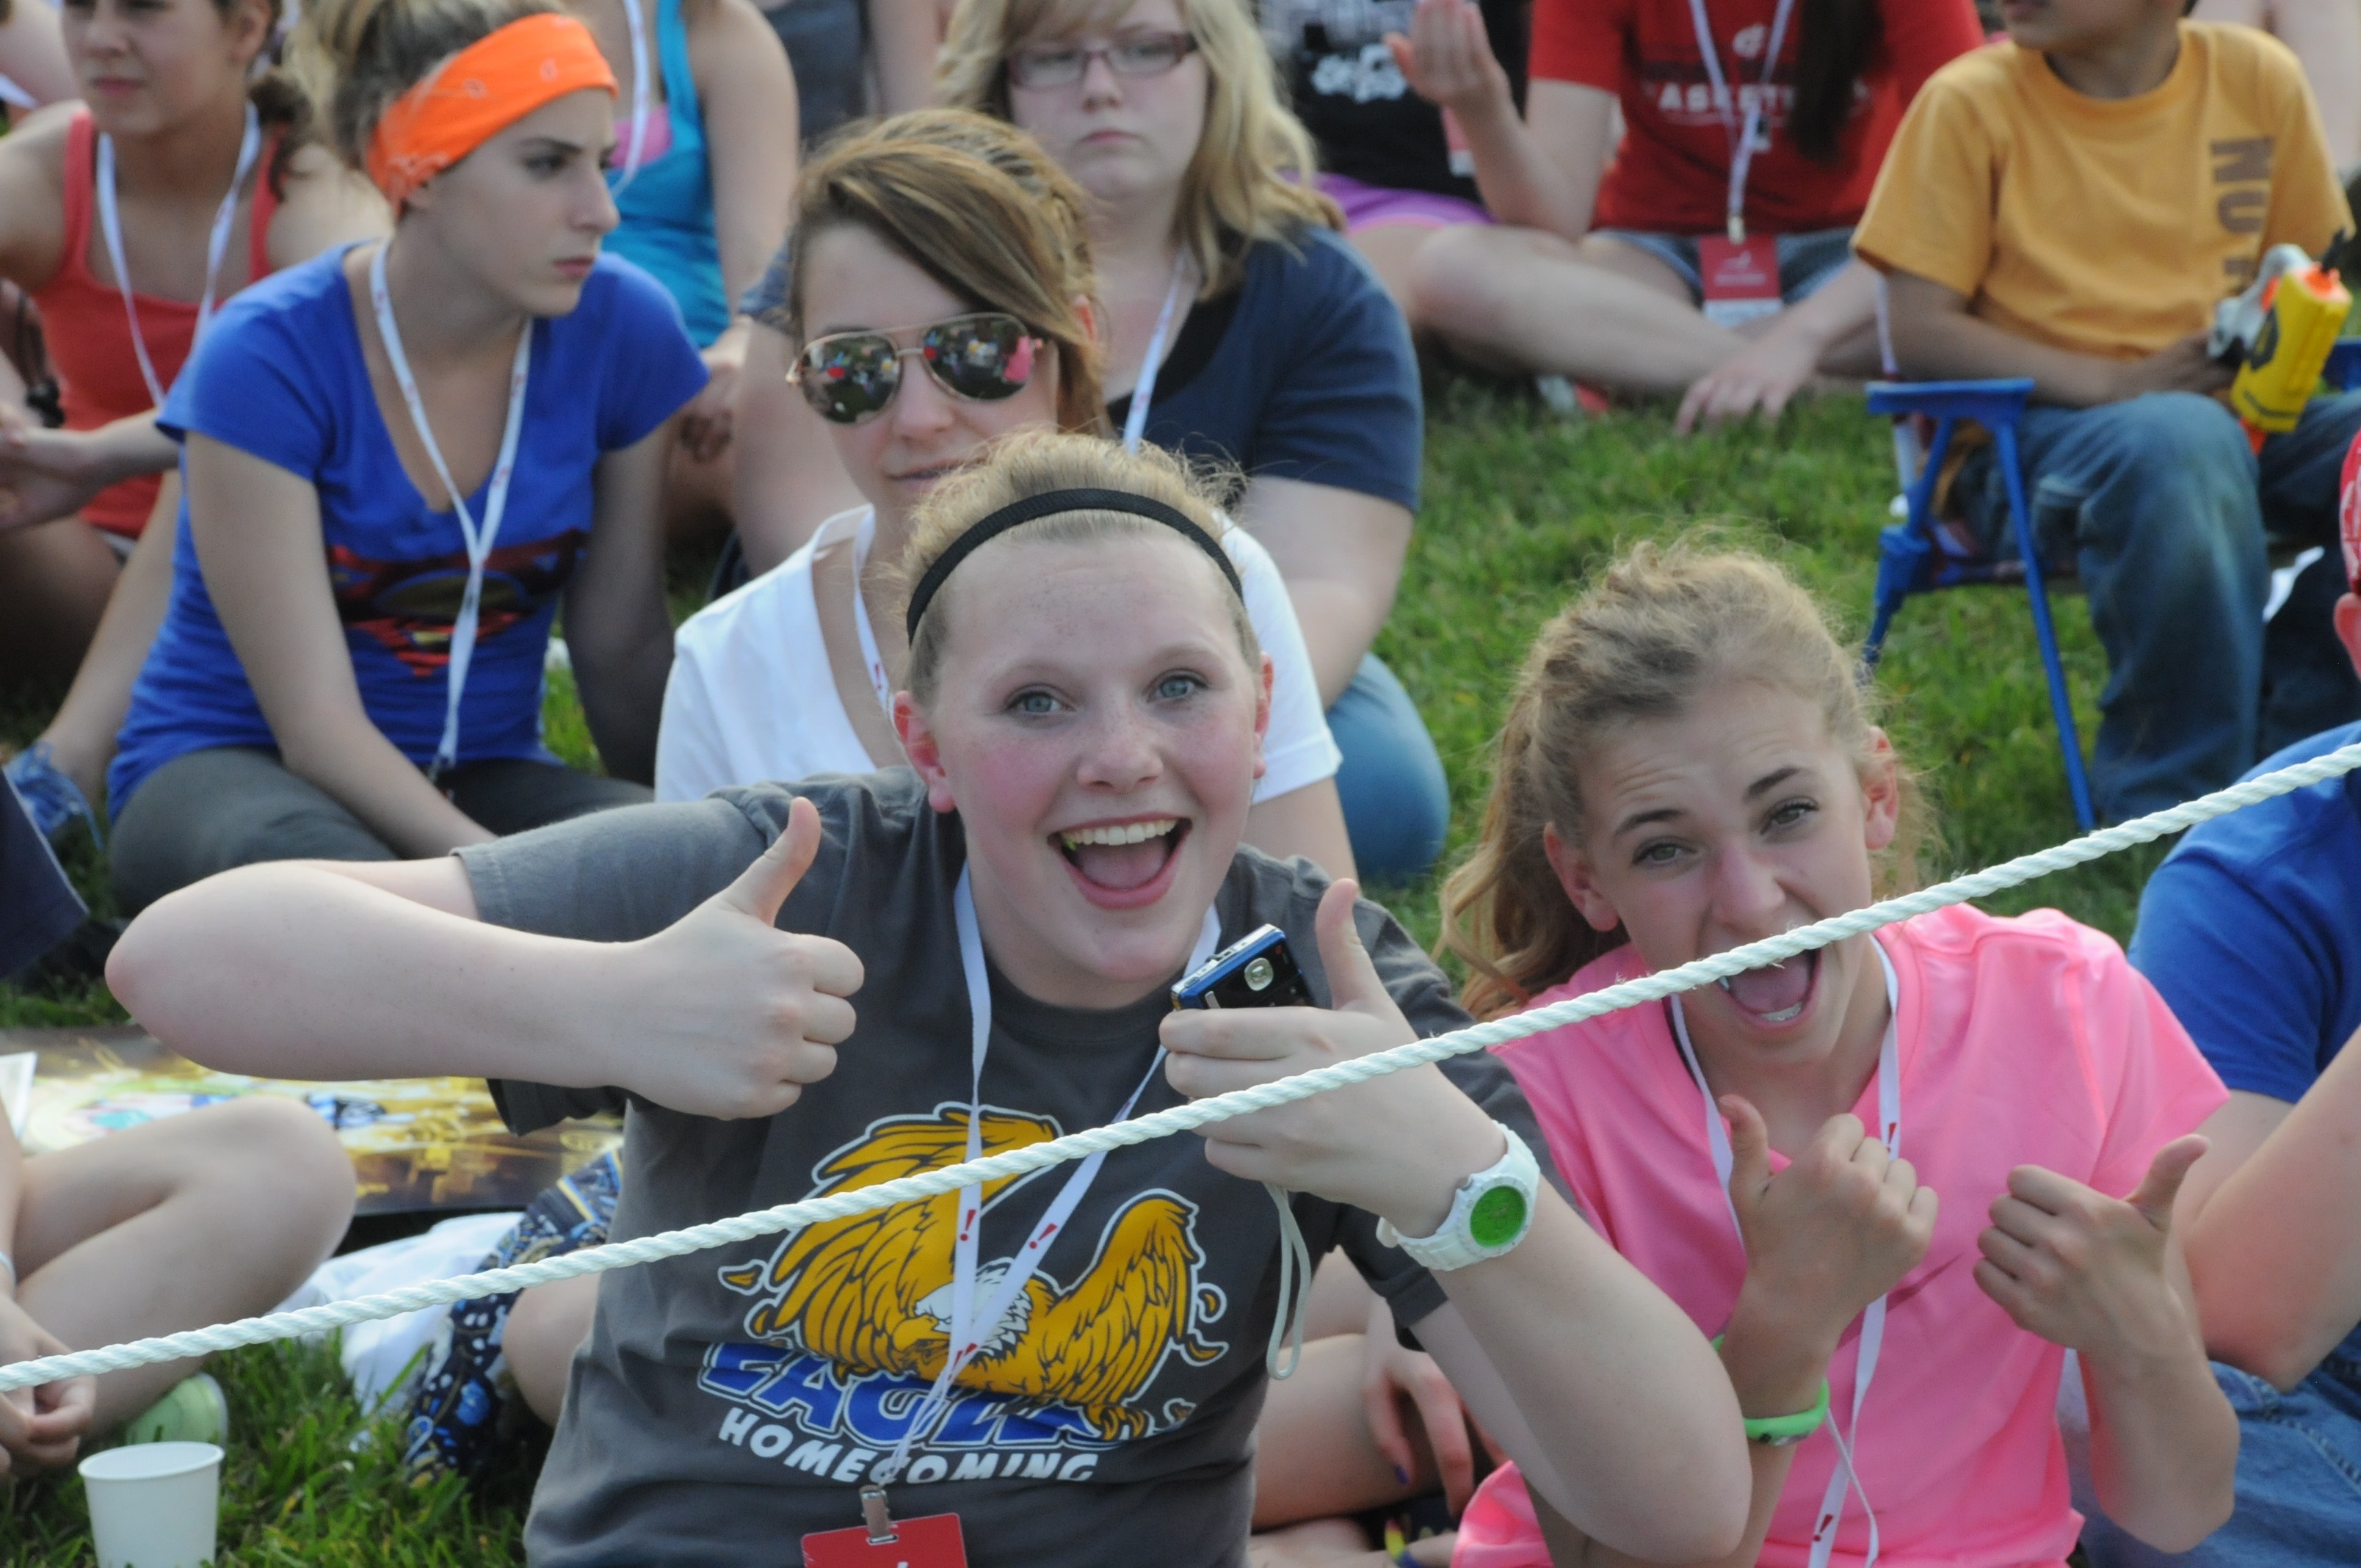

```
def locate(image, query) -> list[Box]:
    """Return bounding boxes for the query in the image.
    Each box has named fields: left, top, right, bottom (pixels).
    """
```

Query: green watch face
left=1467, top=1183, right=1529, bottom=1249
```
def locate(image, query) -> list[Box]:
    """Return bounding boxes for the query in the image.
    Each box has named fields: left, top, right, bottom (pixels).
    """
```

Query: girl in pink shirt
left=1436, top=545, right=2237, bottom=1568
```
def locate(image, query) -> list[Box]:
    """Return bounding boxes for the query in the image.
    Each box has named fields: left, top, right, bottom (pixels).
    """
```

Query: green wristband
left=1711, top=1335, right=1830, bottom=1446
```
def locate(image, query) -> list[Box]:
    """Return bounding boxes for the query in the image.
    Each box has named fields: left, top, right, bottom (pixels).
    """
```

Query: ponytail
left=1788, top=0, right=1880, bottom=165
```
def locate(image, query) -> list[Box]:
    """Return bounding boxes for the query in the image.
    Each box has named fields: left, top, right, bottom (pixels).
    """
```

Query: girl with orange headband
left=0, top=0, right=380, bottom=866
left=101, top=0, right=706, bottom=913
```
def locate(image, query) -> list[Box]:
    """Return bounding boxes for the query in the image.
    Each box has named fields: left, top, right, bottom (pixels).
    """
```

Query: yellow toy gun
left=2211, top=242, right=2352, bottom=447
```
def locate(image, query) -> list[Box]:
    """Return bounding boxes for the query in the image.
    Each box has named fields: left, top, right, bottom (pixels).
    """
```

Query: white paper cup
left=79, top=1440, right=223, bottom=1568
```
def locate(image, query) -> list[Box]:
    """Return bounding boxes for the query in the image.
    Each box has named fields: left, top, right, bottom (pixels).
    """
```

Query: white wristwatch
left=1375, top=1122, right=1540, bottom=1271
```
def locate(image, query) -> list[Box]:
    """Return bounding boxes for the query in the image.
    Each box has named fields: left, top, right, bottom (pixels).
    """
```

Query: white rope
left=7, top=740, right=2359, bottom=1396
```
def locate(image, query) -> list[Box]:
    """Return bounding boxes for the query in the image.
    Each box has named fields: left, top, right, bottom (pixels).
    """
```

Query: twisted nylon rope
left=7, top=739, right=2360, bottom=1396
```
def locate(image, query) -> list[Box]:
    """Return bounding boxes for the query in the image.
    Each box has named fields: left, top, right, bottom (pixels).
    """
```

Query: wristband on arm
left=1711, top=1335, right=1830, bottom=1445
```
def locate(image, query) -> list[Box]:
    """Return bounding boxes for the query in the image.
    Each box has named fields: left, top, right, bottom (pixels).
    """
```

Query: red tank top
left=32, top=109, right=280, bottom=537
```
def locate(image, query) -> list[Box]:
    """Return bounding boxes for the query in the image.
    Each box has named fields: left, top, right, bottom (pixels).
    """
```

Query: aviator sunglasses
left=789, top=312, right=1040, bottom=425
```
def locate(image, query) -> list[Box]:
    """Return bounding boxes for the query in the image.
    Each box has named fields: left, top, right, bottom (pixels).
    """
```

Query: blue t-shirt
left=1107, top=226, right=1422, bottom=512
left=111, top=246, right=706, bottom=813
left=2130, top=719, right=2361, bottom=1362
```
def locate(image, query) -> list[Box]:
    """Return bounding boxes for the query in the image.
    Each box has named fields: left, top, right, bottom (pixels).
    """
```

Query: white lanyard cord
left=612, top=0, right=652, bottom=195
left=872, top=871, right=1223, bottom=1489
left=1683, top=0, right=1797, bottom=242
left=366, top=238, right=534, bottom=780
left=1669, top=938, right=1898, bottom=1568
left=1119, top=251, right=1193, bottom=454
left=851, top=512, right=896, bottom=729
left=98, top=101, right=261, bottom=408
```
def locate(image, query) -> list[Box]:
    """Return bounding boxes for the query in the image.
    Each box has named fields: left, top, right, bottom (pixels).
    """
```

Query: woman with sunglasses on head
left=0, top=0, right=381, bottom=850
left=110, top=428, right=1755, bottom=1567
left=98, top=0, right=707, bottom=914
left=666, top=109, right=1354, bottom=879
left=559, top=0, right=796, bottom=537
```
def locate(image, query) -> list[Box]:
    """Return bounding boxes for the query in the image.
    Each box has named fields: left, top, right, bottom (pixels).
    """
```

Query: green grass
left=0, top=388, right=2156, bottom=1559
left=1, top=1336, right=540, bottom=1564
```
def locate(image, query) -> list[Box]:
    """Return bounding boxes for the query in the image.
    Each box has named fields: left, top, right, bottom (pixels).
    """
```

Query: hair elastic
left=904, top=486, right=1244, bottom=640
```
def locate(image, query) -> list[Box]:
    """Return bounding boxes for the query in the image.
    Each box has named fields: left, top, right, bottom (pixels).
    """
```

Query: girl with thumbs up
left=1438, top=543, right=2239, bottom=1568
left=106, top=432, right=1752, bottom=1568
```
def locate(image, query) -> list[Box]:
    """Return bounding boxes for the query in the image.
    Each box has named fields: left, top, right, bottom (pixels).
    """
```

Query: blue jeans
left=1326, top=654, right=1449, bottom=883
left=1956, top=391, right=2361, bottom=822
left=2074, top=1357, right=2361, bottom=1566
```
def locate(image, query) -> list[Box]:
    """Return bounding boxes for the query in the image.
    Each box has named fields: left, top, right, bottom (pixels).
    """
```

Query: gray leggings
left=110, top=747, right=649, bottom=914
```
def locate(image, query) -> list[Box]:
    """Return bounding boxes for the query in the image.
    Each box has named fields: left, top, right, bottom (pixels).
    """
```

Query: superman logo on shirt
left=326, top=529, right=587, bottom=675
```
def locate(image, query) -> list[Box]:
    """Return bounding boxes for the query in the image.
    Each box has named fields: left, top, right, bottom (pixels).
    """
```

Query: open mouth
left=1055, top=816, right=1187, bottom=907
left=1714, top=949, right=1818, bottom=1027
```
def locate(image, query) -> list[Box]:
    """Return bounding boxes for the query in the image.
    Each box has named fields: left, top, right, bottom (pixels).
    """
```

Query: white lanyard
left=612, top=0, right=652, bottom=194
left=367, top=238, right=534, bottom=780
left=1119, top=251, right=1192, bottom=454
left=850, top=511, right=896, bottom=725
left=871, top=870, right=1223, bottom=1488
left=1683, top=0, right=1796, bottom=242
left=97, top=101, right=261, bottom=407
left=1669, top=939, right=1898, bottom=1568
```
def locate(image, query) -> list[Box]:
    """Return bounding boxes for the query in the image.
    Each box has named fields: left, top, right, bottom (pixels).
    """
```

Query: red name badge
left=802, top=1511, right=966, bottom=1568
left=1698, top=233, right=1781, bottom=330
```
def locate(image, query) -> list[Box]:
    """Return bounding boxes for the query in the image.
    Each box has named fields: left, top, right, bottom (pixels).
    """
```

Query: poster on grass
left=0, top=1026, right=620, bottom=1215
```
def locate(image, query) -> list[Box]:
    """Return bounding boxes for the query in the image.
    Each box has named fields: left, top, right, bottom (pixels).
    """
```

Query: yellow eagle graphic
left=718, top=1106, right=1227, bottom=1441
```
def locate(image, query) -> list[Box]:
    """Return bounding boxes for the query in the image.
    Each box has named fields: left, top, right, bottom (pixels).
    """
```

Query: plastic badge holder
left=81, top=1440, right=223, bottom=1568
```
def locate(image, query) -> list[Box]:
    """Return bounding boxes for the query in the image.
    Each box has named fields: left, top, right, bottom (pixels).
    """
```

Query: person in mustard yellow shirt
left=1854, top=0, right=2361, bottom=824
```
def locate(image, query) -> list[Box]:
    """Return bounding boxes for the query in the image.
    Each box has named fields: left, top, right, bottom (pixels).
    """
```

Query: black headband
left=904, top=487, right=1245, bottom=641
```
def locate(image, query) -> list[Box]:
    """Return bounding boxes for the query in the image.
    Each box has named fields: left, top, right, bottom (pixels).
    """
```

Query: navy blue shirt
left=2130, top=720, right=2361, bottom=1364
left=113, top=247, right=706, bottom=813
left=1111, top=227, right=1423, bottom=512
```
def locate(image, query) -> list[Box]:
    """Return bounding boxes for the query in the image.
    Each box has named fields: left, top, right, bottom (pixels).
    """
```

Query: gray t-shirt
left=457, top=772, right=1554, bottom=1567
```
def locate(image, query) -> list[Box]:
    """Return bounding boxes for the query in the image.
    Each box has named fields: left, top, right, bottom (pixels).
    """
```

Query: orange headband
left=366, top=12, right=617, bottom=211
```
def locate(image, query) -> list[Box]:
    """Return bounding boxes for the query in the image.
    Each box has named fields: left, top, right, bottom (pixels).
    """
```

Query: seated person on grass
left=1254, top=0, right=1526, bottom=319
left=934, top=0, right=1454, bottom=882
left=1854, top=0, right=2361, bottom=824
left=1440, top=545, right=2238, bottom=1568
left=0, top=1086, right=352, bottom=1478
left=102, top=0, right=708, bottom=915
left=1395, top=0, right=1981, bottom=431
left=104, top=431, right=1756, bottom=1568
left=2077, top=459, right=2361, bottom=1567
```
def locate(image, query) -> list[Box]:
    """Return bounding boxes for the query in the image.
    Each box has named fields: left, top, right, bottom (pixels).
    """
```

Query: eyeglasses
left=788, top=313, right=1040, bottom=425
left=1007, top=31, right=1197, bottom=89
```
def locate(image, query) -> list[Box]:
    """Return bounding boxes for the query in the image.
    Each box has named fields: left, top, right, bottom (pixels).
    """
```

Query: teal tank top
left=606, top=0, right=729, bottom=345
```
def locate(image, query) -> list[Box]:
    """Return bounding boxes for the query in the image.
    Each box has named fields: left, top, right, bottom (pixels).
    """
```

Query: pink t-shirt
left=1456, top=904, right=2226, bottom=1568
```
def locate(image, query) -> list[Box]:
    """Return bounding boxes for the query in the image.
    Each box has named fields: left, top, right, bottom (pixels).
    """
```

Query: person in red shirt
left=1390, top=0, right=1980, bottom=431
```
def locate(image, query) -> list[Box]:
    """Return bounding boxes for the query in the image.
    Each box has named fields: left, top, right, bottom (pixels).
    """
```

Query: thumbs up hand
left=618, top=796, right=865, bottom=1119
left=1162, top=879, right=1500, bottom=1228
left=1974, top=1136, right=2211, bottom=1358
left=1722, top=1100, right=1937, bottom=1361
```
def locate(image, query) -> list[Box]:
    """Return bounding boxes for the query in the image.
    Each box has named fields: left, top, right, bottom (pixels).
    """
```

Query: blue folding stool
left=1861, top=346, right=2361, bottom=834
left=1860, top=377, right=2096, bottom=830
